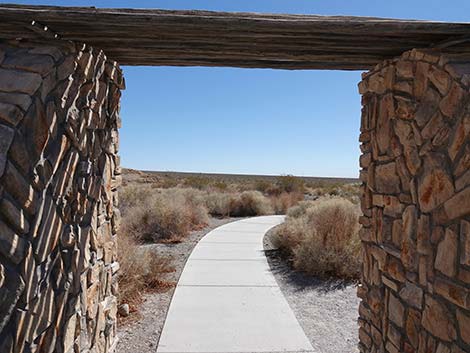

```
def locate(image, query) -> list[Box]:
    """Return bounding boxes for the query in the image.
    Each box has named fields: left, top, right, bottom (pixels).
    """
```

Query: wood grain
left=1, top=4, right=470, bottom=69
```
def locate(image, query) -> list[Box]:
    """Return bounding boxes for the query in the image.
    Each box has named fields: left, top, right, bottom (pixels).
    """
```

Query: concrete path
left=157, top=216, right=315, bottom=353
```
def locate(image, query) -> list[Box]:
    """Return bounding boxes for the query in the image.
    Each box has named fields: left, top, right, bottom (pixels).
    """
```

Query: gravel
left=117, top=217, right=239, bottom=353
left=264, top=228, right=360, bottom=353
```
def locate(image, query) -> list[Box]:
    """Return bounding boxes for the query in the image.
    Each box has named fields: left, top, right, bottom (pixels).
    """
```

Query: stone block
left=0, top=68, right=42, bottom=95
left=375, top=162, right=401, bottom=194
left=456, top=309, right=470, bottom=345
left=388, top=292, right=405, bottom=327
left=422, top=295, right=457, bottom=342
left=399, top=282, right=423, bottom=309
left=435, top=227, right=458, bottom=278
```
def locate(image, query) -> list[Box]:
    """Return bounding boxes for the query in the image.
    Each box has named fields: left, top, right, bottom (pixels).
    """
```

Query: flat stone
left=435, top=227, right=458, bottom=277
left=0, top=219, right=28, bottom=264
left=406, top=309, right=420, bottom=348
left=388, top=292, right=405, bottom=327
left=0, top=102, right=24, bottom=126
left=456, top=310, right=470, bottom=345
left=422, top=295, right=457, bottom=342
left=0, top=124, right=14, bottom=177
left=395, top=96, right=416, bottom=120
left=0, top=92, right=32, bottom=111
left=375, top=162, right=401, bottom=194
left=443, top=187, right=470, bottom=221
left=399, top=282, right=423, bottom=309
left=0, top=198, right=29, bottom=235
left=0, top=68, right=42, bottom=95
left=429, top=66, right=450, bottom=95
left=418, top=153, right=454, bottom=213
left=461, top=220, right=470, bottom=266
left=440, top=82, right=465, bottom=118
left=3, top=54, right=55, bottom=76
left=448, top=115, right=470, bottom=162
left=376, top=93, right=394, bottom=154
left=434, top=277, right=470, bottom=309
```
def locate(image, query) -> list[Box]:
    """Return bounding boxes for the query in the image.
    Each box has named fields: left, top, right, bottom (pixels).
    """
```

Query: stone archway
left=0, top=5, right=469, bottom=353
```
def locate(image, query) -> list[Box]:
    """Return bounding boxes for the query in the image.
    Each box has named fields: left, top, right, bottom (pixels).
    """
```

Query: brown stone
left=388, top=292, right=405, bottom=327
left=434, top=277, right=470, bottom=309
left=418, top=153, right=454, bottom=213
left=456, top=309, right=470, bottom=345
left=395, top=96, right=416, bottom=120
left=375, top=162, right=401, bottom=194
left=376, top=93, right=394, bottom=154
left=0, top=124, right=14, bottom=177
left=440, top=82, right=465, bottom=118
left=417, top=215, right=431, bottom=255
left=2, top=54, right=55, bottom=76
left=422, top=295, right=457, bottom=342
left=435, top=227, right=458, bottom=278
left=443, top=187, right=470, bottom=221
left=414, top=62, right=430, bottom=98
left=461, top=220, right=470, bottom=266
left=401, top=206, right=418, bottom=270
left=0, top=68, right=42, bottom=95
left=415, top=86, right=440, bottom=128
left=429, top=66, right=450, bottom=95
left=383, top=195, right=404, bottom=217
left=399, top=282, right=423, bottom=309
left=406, top=309, right=421, bottom=348
left=449, top=114, right=470, bottom=162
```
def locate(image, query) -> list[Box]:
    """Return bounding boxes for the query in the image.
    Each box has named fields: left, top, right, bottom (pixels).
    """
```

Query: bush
left=276, top=175, right=305, bottom=194
left=119, top=186, right=209, bottom=242
left=118, top=231, right=174, bottom=311
left=204, top=190, right=273, bottom=217
left=183, top=176, right=211, bottom=190
left=270, top=192, right=303, bottom=215
left=273, top=197, right=361, bottom=279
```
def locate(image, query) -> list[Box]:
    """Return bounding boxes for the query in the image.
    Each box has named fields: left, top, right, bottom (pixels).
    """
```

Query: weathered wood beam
left=0, top=4, right=470, bottom=69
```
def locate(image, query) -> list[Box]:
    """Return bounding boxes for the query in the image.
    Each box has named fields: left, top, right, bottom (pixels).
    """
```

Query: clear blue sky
left=7, top=1, right=470, bottom=177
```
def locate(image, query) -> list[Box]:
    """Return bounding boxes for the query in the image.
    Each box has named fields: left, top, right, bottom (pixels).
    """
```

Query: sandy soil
left=264, top=229, right=360, bottom=353
left=117, top=217, right=238, bottom=353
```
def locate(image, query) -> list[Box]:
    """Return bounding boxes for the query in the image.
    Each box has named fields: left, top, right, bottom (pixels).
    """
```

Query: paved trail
left=157, top=216, right=315, bottom=353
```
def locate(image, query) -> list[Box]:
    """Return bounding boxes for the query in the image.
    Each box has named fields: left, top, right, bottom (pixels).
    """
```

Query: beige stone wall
left=358, top=49, right=470, bottom=352
left=0, top=40, right=123, bottom=352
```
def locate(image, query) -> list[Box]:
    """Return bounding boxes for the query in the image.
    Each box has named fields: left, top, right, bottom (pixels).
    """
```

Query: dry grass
left=204, top=190, right=274, bottom=217
left=119, top=186, right=209, bottom=243
left=117, top=231, right=175, bottom=312
left=270, top=192, right=304, bottom=215
left=273, top=197, right=361, bottom=279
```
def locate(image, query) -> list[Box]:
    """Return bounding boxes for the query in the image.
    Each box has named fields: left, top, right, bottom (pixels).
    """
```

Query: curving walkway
left=157, top=216, right=315, bottom=353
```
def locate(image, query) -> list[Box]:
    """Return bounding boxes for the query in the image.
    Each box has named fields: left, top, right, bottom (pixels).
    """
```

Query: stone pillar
left=358, top=49, right=470, bottom=352
left=0, top=40, right=123, bottom=352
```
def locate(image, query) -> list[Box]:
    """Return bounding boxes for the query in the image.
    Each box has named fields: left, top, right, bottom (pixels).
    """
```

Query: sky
left=5, top=1, right=470, bottom=177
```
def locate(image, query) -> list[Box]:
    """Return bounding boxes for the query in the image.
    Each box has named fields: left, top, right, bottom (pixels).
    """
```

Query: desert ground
left=116, top=169, right=361, bottom=353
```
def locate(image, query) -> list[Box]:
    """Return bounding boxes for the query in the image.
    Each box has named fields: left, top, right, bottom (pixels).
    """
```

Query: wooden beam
left=0, top=4, right=470, bottom=69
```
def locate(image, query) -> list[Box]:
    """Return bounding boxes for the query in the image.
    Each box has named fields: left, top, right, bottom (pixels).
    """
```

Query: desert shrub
left=235, top=191, right=274, bottom=216
left=212, top=180, right=228, bottom=190
left=204, top=190, right=273, bottom=217
left=270, top=192, right=304, bottom=215
left=120, top=187, right=209, bottom=242
left=183, top=176, right=211, bottom=190
left=118, top=231, right=174, bottom=311
left=119, top=184, right=154, bottom=213
left=273, top=197, right=361, bottom=279
left=276, top=175, right=305, bottom=194
left=254, top=180, right=274, bottom=193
